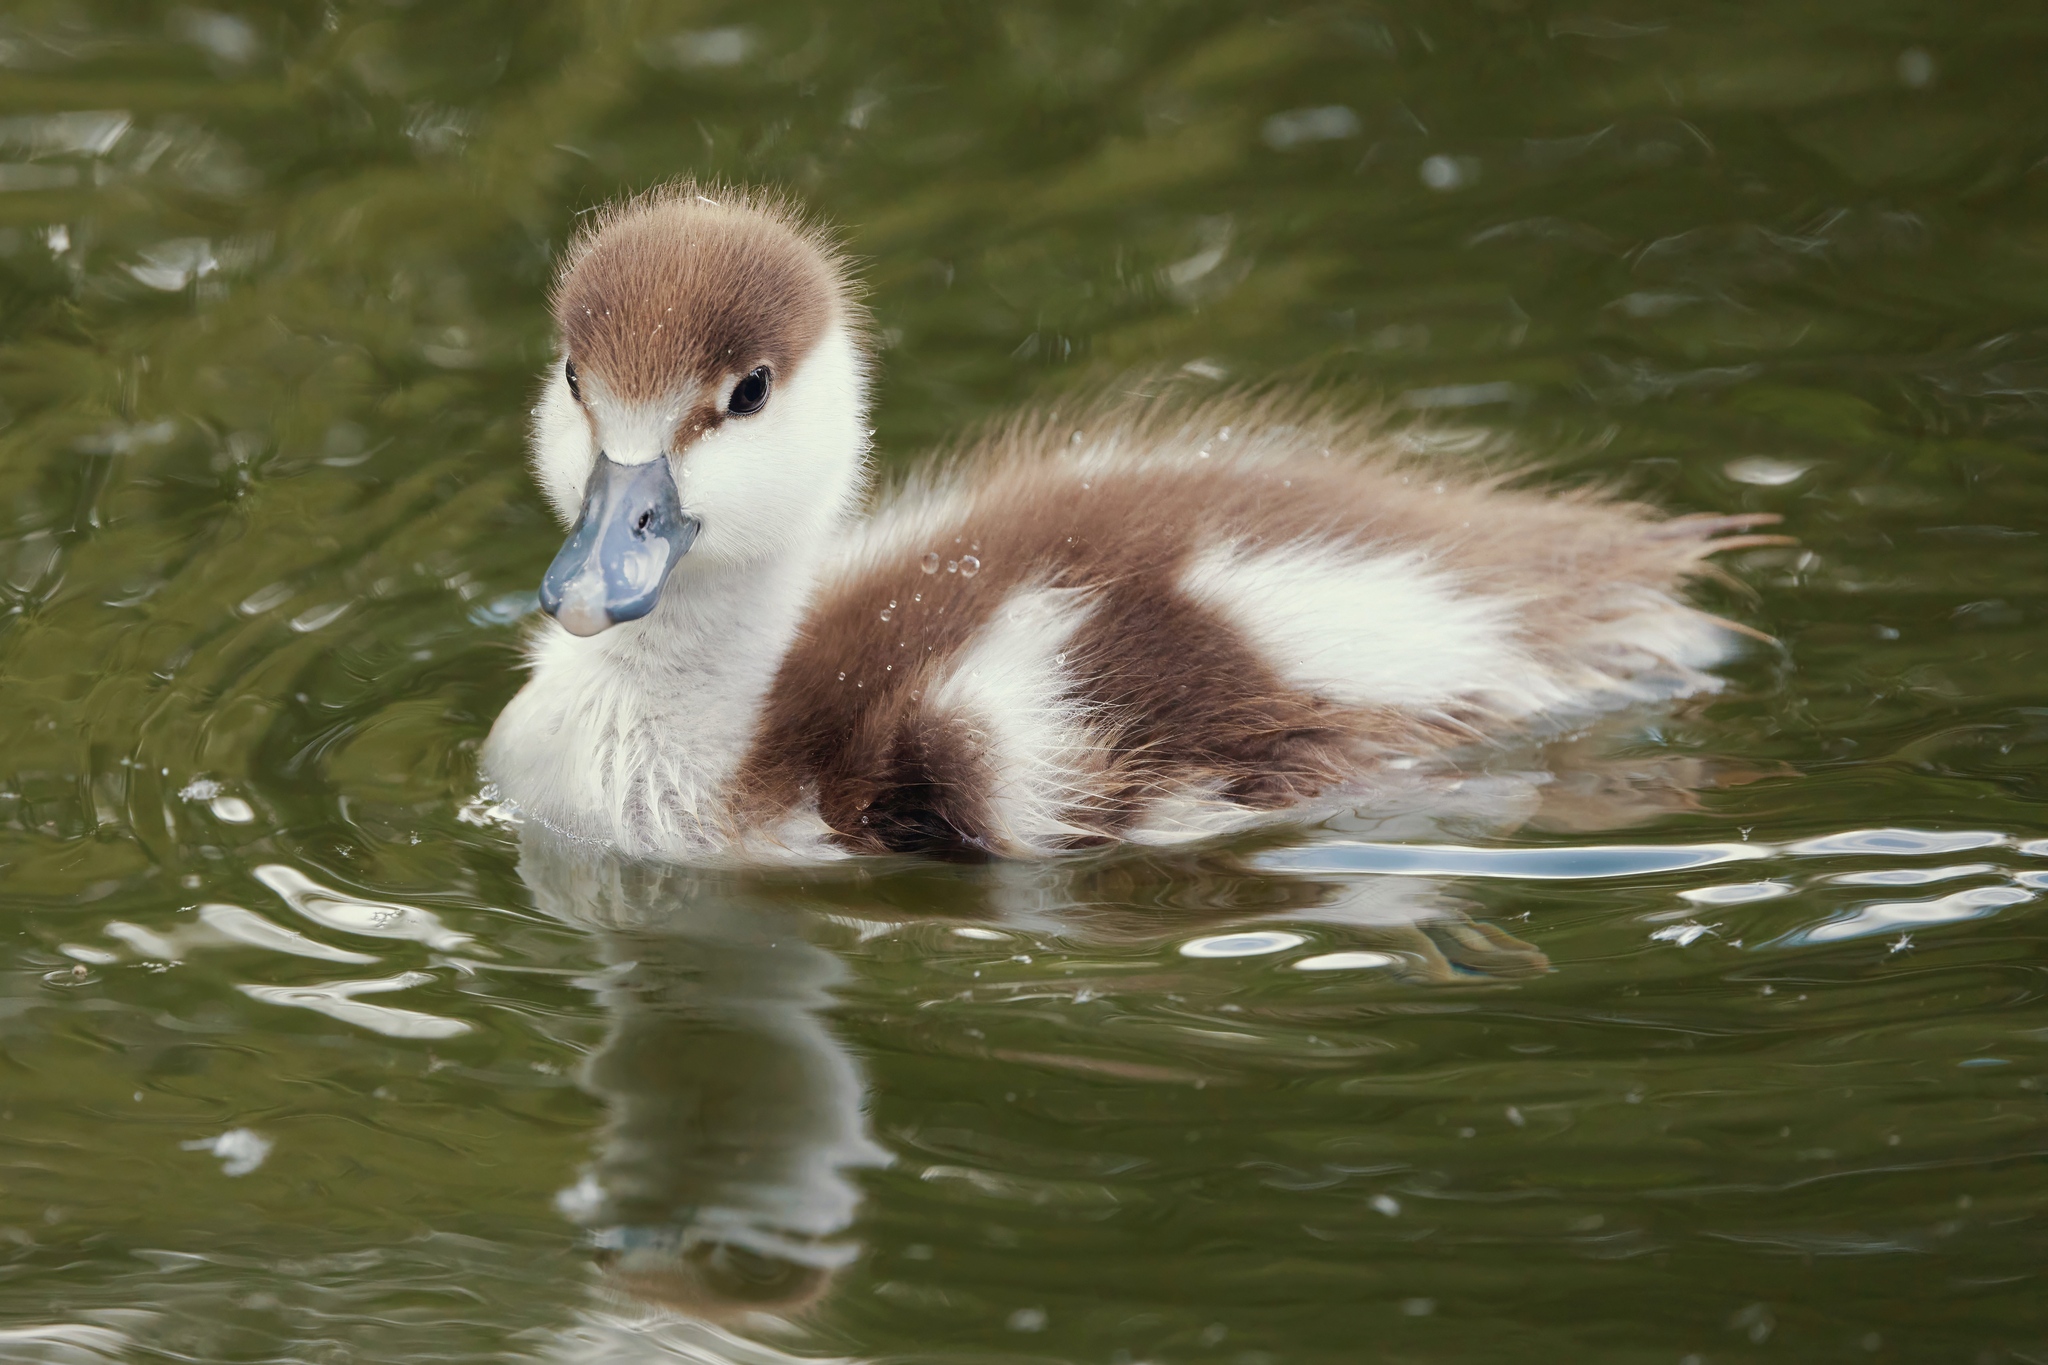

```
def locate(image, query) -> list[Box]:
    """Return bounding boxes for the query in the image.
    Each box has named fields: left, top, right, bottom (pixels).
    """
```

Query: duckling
left=482, top=182, right=1782, bottom=862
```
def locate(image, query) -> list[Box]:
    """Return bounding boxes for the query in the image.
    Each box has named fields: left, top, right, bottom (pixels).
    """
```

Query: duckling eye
left=728, top=366, right=771, bottom=417
left=564, top=360, right=581, bottom=401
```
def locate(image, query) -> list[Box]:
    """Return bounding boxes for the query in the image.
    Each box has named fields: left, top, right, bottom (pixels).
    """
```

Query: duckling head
left=531, top=183, right=869, bottom=636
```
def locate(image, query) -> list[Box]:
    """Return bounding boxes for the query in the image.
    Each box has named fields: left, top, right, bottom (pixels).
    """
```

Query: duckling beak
left=539, top=452, right=701, bottom=637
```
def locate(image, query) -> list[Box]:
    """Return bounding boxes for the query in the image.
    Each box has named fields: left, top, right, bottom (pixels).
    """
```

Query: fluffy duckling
left=482, top=183, right=1780, bottom=862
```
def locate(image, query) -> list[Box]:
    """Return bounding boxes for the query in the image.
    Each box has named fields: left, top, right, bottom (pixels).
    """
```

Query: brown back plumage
left=732, top=392, right=1779, bottom=858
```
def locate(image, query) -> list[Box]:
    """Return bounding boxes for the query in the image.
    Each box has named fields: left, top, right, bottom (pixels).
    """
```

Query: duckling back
left=730, top=394, right=1776, bottom=858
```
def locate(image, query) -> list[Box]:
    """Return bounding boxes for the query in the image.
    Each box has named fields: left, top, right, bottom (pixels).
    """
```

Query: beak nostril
left=540, top=453, right=697, bottom=634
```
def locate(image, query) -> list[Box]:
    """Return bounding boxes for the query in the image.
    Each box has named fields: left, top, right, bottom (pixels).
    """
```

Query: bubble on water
left=1180, top=930, right=1305, bottom=958
left=1897, top=46, right=1936, bottom=88
left=959, top=555, right=981, bottom=577
left=1006, top=1307, right=1047, bottom=1333
left=1420, top=154, right=1477, bottom=191
left=1292, top=950, right=1396, bottom=971
left=553, top=1172, right=605, bottom=1221
left=1650, top=922, right=1714, bottom=946
left=181, top=1127, right=272, bottom=1176
left=920, top=552, right=939, bottom=573
left=1370, top=1194, right=1401, bottom=1217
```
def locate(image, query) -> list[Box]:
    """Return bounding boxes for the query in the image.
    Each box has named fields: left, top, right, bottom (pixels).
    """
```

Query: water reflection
left=516, top=830, right=891, bottom=1325
left=511, top=767, right=1632, bottom=1337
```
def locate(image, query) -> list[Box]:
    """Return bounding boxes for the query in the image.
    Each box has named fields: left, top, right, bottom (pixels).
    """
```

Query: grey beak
left=539, top=453, right=700, bottom=637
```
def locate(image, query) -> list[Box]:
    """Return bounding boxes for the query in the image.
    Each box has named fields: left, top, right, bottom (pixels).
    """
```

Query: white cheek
left=530, top=366, right=594, bottom=525
left=673, top=324, right=870, bottom=563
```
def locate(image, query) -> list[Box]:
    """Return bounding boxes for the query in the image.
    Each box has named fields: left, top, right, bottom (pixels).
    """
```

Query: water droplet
left=959, top=555, right=981, bottom=578
left=921, top=552, right=939, bottom=573
left=837, top=671, right=846, bottom=681
left=879, top=609, right=892, bottom=621
left=911, top=592, right=922, bottom=603
left=946, top=560, right=958, bottom=573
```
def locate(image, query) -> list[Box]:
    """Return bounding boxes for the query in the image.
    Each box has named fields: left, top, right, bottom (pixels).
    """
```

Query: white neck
left=485, top=546, right=824, bottom=856
left=485, top=320, right=872, bottom=857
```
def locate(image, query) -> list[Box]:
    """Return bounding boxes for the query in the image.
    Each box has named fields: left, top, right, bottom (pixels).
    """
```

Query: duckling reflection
left=517, top=829, right=891, bottom=1323
left=518, top=727, right=1763, bottom=1328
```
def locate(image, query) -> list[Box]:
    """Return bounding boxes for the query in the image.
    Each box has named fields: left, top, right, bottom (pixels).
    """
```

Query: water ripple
left=238, top=970, right=473, bottom=1038
left=1257, top=840, right=1767, bottom=879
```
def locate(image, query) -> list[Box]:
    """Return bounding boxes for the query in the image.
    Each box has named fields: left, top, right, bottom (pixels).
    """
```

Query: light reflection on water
left=3, top=0, right=2048, bottom=1361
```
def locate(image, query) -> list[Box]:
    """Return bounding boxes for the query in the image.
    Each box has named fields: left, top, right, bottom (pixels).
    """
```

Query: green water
left=3, top=2, right=2047, bottom=1361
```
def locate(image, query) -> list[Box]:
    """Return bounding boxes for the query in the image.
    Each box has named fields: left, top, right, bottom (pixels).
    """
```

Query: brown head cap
left=551, top=182, right=856, bottom=421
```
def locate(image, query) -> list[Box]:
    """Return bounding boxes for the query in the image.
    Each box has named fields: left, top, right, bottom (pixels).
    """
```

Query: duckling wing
left=734, top=404, right=1768, bottom=858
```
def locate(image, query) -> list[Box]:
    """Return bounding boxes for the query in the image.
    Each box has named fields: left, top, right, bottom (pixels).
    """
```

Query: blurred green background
left=1, top=2, right=2046, bottom=1361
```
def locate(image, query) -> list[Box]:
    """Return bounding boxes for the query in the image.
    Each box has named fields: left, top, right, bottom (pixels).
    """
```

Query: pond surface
left=3, top=2, right=2048, bottom=1361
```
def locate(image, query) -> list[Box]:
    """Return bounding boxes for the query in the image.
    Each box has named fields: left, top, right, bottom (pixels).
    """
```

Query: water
left=3, top=2, right=2047, bottom=1361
